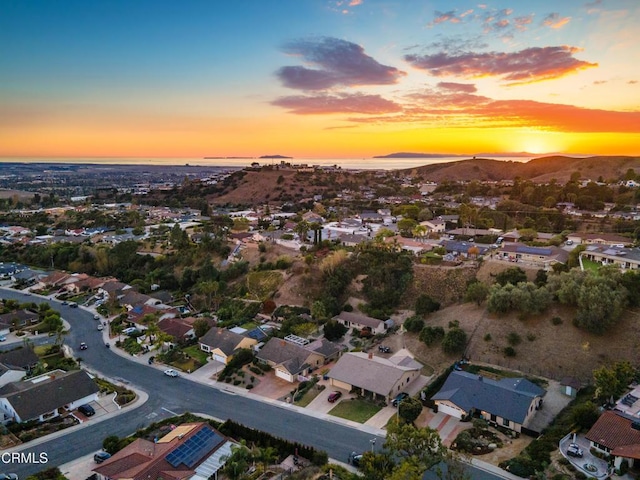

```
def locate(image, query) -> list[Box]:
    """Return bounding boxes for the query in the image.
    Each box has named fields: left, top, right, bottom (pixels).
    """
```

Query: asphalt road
left=1, top=290, right=384, bottom=478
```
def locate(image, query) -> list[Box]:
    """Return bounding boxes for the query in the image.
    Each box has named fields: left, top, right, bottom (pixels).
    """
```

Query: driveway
left=559, top=433, right=610, bottom=478
left=526, top=380, right=571, bottom=433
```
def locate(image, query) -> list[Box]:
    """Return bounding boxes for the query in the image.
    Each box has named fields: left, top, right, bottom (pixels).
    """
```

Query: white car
left=164, top=369, right=179, bottom=377
left=97, top=324, right=104, bottom=331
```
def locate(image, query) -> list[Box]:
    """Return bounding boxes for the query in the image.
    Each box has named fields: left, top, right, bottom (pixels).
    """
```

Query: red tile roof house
left=93, top=422, right=235, bottom=480
left=586, top=410, right=640, bottom=472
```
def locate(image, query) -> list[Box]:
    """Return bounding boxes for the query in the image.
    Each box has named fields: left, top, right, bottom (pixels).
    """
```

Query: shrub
left=404, top=316, right=425, bottom=333
left=507, top=332, right=522, bottom=346
left=419, top=326, right=445, bottom=345
left=442, top=327, right=467, bottom=354
left=552, top=316, right=563, bottom=325
left=526, top=333, right=536, bottom=342
left=484, top=333, right=492, bottom=341
left=503, top=346, right=516, bottom=357
left=415, top=295, right=441, bottom=316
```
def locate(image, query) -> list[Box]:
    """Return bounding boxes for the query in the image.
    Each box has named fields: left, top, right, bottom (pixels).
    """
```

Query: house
left=441, top=240, right=490, bottom=258
left=327, top=352, right=422, bottom=403
left=99, top=280, right=131, bottom=301
left=0, top=370, right=99, bottom=423
left=93, top=422, right=234, bottom=480
left=157, top=317, right=197, bottom=342
left=256, top=337, right=339, bottom=382
left=572, top=233, right=631, bottom=246
left=0, top=364, right=27, bottom=388
left=580, top=245, right=640, bottom=271
left=585, top=410, right=640, bottom=471
left=0, top=309, right=39, bottom=329
left=432, top=371, right=545, bottom=433
left=420, top=219, right=446, bottom=233
left=0, top=347, right=39, bottom=373
left=119, top=290, right=155, bottom=311
left=199, top=327, right=257, bottom=364
left=332, top=311, right=390, bottom=335
left=496, top=244, right=568, bottom=268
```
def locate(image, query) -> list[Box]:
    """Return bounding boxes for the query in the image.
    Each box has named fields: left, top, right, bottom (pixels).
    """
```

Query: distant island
left=204, top=156, right=254, bottom=159
left=375, top=151, right=539, bottom=159
left=259, top=154, right=292, bottom=159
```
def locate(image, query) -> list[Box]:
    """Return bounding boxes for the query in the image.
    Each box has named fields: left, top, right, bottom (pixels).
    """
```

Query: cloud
left=542, top=12, right=571, bottom=29
left=628, top=80, right=638, bottom=84
left=404, top=45, right=597, bottom=84
left=431, top=10, right=460, bottom=25
left=436, top=82, right=477, bottom=93
left=277, top=37, right=405, bottom=90
left=514, top=14, right=534, bottom=30
left=593, top=80, right=607, bottom=85
left=271, top=93, right=402, bottom=115
left=348, top=0, right=362, bottom=5
left=343, top=83, right=640, bottom=133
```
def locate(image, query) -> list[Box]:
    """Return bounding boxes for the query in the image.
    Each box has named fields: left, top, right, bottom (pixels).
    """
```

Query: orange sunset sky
left=1, top=0, right=639, bottom=159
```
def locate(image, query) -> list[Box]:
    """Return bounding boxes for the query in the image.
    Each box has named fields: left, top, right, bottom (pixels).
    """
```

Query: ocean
left=0, top=156, right=535, bottom=171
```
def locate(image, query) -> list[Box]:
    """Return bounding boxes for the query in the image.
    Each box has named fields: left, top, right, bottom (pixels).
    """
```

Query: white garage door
left=437, top=403, right=464, bottom=419
left=275, top=368, right=293, bottom=382
left=213, top=354, right=226, bottom=364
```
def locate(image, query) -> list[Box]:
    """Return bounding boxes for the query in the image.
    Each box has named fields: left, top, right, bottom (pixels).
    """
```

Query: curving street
left=0, top=290, right=384, bottom=478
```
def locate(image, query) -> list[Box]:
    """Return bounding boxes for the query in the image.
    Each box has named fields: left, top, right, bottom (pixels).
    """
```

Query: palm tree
left=294, top=220, right=310, bottom=243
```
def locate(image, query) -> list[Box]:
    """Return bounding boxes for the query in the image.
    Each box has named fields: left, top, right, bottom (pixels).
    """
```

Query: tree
left=442, top=327, right=467, bottom=354
left=399, top=396, right=423, bottom=424
left=594, top=361, right=636, bottom=402
left=397, top=218, right=418, bottom=237
left=403, top=316, right=425, bottom=333
left=464, top=281, right=489, bottom=306
left=385, top=422, right=445, bottom=472
left=495, top=267, right=527, bottom=286
left=570, top=401, right=600, bottom=430
left=193, top=318, right=211, bottom=338
left=415, top=295, right=440, bottom=316
left=323, top=319, right=347, bottom=341
left=311, top=300, right=328, bottom=322
left=359, top=451, right=394, bottom=480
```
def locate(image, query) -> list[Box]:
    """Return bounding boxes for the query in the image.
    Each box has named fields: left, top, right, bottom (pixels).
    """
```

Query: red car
left=328, top=391, right=342, bottom=403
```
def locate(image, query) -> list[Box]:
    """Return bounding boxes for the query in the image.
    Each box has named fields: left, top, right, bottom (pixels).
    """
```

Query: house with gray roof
left=0, top=309, right=39, bottom=329
left=199, top=327, right=257, bottom=365
left=0, top=347, right=39, bottom=373
left=432, top=371, right=545, bottom=433
left=332, top=311, right=389, bottom=335
left=327, top=352, right=422, bottom=403
left=496, top=244, right=568, bottom=268
left=256, top=336, right=342, bottom=383
left=0, top=369, right=99, bottom=423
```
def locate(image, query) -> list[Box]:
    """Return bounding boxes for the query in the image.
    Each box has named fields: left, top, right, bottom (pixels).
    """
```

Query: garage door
left=213, top=354, right=226, bottom=364
left=275, top=368, right=293, bottom=382
left=437, top=403, right=464, bottom=419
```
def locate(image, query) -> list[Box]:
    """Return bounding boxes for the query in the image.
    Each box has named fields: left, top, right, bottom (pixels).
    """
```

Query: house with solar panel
left=93, top=422, right=234, bottom=480
left=432, top=371, right=545, bottom=434
left=496, top=244, right=568, bottom=268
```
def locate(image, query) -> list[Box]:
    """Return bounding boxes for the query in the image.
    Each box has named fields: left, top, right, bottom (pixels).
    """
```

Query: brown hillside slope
left=404, top=156, right=640, bottom=183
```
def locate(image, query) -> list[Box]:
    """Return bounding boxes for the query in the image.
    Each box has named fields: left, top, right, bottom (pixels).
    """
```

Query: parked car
left=348, top=452, right=363, bottom=467
left=0, top=473, right=18, bottom=480
left=97, top=324, right=104, bottom=331
left=567, top=444, right=583, bottom=458
left=0, top=335, right=6, bottom=342
left=378, top=345, right=391, bottom=353
left=68, top=302, right=78, bottom=308
left=327, top=391, right=342, bottom=403
left=78, top=404, right=95, bottom=416
left=392, top=392, right=409, bottom=407
left=122, top=327, right=139, bottom=336
left=94, top=451, right=111, bottom=464
left=61, top=301, right=68, bottom=305
left=164, top=369, right=179, bottom=377
left=93, top=314, right=101, bottom=320
left=79, top=342, right=88, bottom=350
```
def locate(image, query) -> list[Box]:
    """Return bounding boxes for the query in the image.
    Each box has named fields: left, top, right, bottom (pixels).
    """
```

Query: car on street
left=61, top=301, right=68, bottom=305
left=327, top=391, right=342, bottom=403
left=78, top=404, right=95, bottom=416
left=392, top=392, right=409, bottom=407
left=94, top=451, right=111, bottom=463
left=94, top=314, right=101, bottom=320
left=348, top=452, right=363, bottom=467
left=69, top=302, right=78, bottom=308
left=0, top=473, right=18, bottom=480
left=79, top=342, right=88, bottom=350
left=567, top=444, right=583, bottom=458
left=97, top=324, right=104, bottom=331
left=0, top=335, right=6, bottom=342
left=164, top=369, right=179, bottom=377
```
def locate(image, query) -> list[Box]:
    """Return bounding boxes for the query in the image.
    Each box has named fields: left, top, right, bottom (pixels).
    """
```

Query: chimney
left=368, top=352, right=373, bottom=360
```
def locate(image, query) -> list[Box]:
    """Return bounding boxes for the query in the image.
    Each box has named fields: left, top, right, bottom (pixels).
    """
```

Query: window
left=502, top=418, right=510, bottom=427
left=490, top=414, right=497, bottom=422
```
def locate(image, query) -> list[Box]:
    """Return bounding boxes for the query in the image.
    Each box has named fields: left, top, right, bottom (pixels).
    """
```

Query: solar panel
left=166, top=427, right=224, bottom=468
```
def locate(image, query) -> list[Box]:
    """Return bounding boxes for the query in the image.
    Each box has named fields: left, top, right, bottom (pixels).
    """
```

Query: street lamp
left=370, top=438, right=376, bottom=452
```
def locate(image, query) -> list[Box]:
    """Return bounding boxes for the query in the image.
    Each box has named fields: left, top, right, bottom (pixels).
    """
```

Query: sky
left=1, top=0, right=639, bottom=159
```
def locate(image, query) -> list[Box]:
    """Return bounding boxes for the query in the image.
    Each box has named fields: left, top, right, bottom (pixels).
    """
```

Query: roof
left=0, top=370, right=99, bottom=421
left=94, top=423, right=229, bottom=480
left=0, top=309, right=39, bottom=325
left=306, top=338, right=341, bottom=358
left=432, top=371, right=545, bottom=425
left=327, top=352, right=421, bottom=397
left=586, top=410, right=640, bottom=450
left=560, top=376, right=582, bottom=390
left=256, top=338, right=313, bottom=375
left=157, top=317, right=194, bottom=340
left=200, top=327, right=252, bottom=356
left=332, top=311, right=385, bottom=329
left=0, top=347, right=39, bottom=369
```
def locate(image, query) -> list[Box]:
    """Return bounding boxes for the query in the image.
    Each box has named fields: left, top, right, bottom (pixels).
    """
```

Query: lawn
left=328, top=398, right=382, bottom=423
left=183, top=345, right=209, bottom=365
left=581, top=258, right=601, bottom=272
left=295, top=386, right=323, bottom=407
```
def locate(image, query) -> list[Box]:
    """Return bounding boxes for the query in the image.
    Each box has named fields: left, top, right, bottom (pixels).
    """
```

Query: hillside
left=403, top=155, right=640, bottom=183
